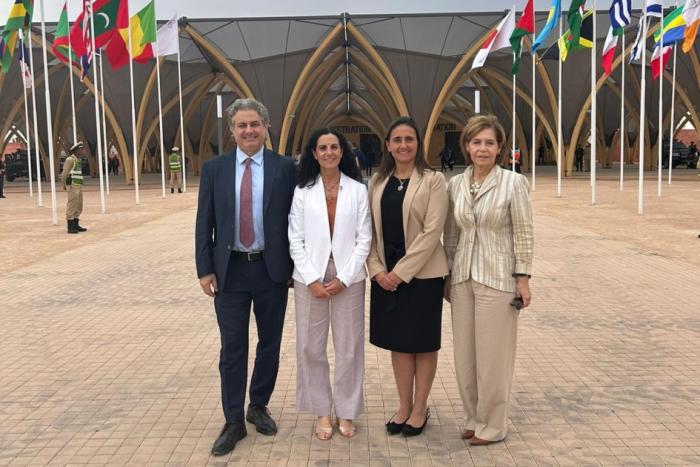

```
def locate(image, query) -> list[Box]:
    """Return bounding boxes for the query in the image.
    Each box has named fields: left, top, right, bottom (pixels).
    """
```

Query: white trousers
left=293, top=259, right=365, bottom=419
left=450, top=279, right=519, bottom=441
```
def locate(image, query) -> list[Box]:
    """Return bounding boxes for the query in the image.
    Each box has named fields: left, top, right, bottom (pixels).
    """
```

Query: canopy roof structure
left=1, top=8, right=698, bottom=181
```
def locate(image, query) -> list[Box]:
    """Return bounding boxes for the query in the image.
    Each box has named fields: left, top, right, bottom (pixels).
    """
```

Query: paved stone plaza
left=1, top=168, right=699, bottom=466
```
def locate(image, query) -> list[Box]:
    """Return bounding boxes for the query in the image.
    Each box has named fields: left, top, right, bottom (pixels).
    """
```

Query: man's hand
left=323, top=278, right=344, bottom=296
left=515, top=277, right=532, bottom=309
left=199, top=274, right=218, bottom=297
left=309, top=281, right=331, bottom=299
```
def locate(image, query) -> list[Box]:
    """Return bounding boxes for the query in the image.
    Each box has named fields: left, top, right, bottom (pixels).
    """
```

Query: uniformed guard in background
left=60, top=142, right=87, bottom=234
left=169, top=146, right=182, bottom=193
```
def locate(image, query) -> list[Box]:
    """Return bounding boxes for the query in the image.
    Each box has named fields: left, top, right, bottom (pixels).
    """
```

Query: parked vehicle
left=661, top=140, right=698, bottom=169
left=4, top=151, right=46, bottom=181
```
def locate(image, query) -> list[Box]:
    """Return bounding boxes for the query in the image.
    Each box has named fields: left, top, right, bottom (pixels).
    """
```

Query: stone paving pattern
left=1, top=169, right=699, bottom=466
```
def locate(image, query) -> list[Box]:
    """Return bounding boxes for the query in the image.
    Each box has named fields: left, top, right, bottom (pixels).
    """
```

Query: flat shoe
left=469, top=436, right=500, bottom=446
left=386, top=413, right=408, bottom=435
left=336, top=419, right=356, bottom=438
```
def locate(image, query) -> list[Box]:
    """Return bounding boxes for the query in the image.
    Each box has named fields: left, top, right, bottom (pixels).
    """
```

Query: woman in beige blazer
left=444, top=114, right=534, bottom=446
left=367, top=117, right=448, bottom=437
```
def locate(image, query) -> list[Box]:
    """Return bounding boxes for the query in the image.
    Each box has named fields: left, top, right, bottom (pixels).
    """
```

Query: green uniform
left=169, top=152, right=182, bottom=191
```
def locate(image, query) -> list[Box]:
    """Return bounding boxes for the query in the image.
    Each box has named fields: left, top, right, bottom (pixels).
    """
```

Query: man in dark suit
left=195, top=98, right=296, bottom=456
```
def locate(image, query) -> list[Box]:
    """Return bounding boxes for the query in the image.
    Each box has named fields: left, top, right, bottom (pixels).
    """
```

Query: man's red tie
left=239, top=158, right=254, bottom=248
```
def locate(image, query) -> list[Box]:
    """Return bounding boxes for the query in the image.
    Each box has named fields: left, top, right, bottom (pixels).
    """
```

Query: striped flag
left=509, top=0, right=535, bottom=75
left=609, top=0, right=632, bottom=30
left=471, top=9, right=516, bottom=70
left=601, top=26, right=619, bottom=75
left=682, top=0, right=700, bottom=53
left=650, top=43, right=671, bottom=79
left=17, top=30, right=31, bottom=88
left=532, top=0, right=562, bottom=53
left=654, top=6, right=686, bottom=47
left=645, top=0, right=663, bottom=18
left=629, top=18, right=646, bottom=62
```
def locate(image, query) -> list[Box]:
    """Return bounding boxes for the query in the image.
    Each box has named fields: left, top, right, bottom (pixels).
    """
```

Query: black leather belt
left=231, top=250, right=264, bottom=262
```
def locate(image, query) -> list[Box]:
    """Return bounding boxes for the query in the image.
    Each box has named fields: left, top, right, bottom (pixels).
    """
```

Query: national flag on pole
left=2, top=0, right=33, bottom=32
left=509, top=0, right=535, bottom=75
left=70, top=0, right=121, bottom=79
left=601, top=25, right=619, bottom=75
left=106, top=0, right=156, bottom=68
left=629, top=18, right=646, bottom=62
left=156, top=16, right=179, bottom=56
left=566, top=0, right=587, bottom=47
left=645, top=0, right=663, bottom=18
left=17, top=30, right=31, bottom=88
left=0, top=30, right=18, bottom=73
left=654, top=6, right=687, bottom=47
left=532, top=0, right=562, bottom=53
left=558, top=9, right=593, bottom=61
left=52, top=2, right=79, bottom=65
left=471, top=9, right=516, bottom=70
left=609, top=0, right=632, bottom=30
left=650, top=43, right=672, bottom=79
left=682, top=0, right=700, bottom=53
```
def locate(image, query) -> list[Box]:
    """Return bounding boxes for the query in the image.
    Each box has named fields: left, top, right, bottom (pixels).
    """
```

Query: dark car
left=4, top=151, right=46, bottom=181
left=661, top=140, right=698, bottom=169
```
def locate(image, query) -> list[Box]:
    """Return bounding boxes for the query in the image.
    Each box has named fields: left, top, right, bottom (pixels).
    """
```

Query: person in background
left=60, top=142, right=88, bottom=234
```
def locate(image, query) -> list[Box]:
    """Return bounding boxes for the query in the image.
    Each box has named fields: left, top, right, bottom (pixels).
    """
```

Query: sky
left=0, top=0, right=651, bottom=23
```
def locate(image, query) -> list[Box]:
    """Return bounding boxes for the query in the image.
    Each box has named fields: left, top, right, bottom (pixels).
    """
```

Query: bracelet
left=512, top=273, right=531, bottom=278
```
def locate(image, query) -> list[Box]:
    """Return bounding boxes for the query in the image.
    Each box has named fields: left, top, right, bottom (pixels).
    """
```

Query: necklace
left=323, top=176, right=340, bottom=200
left=396, top=176, right=409, bottom=191
left=470, top=175, right=485, bottom=196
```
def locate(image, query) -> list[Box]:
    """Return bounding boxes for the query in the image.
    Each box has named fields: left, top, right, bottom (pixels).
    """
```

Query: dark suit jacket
left=195, top=148, right=296, bottom=286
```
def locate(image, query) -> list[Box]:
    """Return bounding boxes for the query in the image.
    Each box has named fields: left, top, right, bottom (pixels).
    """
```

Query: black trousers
left=214, top=255, right=288, bottom=422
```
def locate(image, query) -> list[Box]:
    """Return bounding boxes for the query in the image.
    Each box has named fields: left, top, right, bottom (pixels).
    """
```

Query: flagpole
left=27, top=28, right=43, bottom=207
left=66, top=6, right=77, bottom=142
left=155, top=56, right=167, bottom=198
left=620, top=29, right=625, bottom=191
left=88, top=4, right=106, bottom=214
left=176, top=20, right=186, bottom=193
left=639, top=11, right=648, bottom=215
left=657, top=1, right=664, bottom=197
left=19, top=31, right=33, bottom=198
left=668, top=42, right=676, bottom=184
left=531, top=13, right=537, bottom=191
left=127, top=6, right=140, bottom=205
left=557, top=7, right=562, bottom=197
left=39, top=0, right=58, bottom=225
left=99, top=51, right=109, bottom=194
left=591, top=0, right=597, bottom=205
left=512, top=74, right=517, bottom=173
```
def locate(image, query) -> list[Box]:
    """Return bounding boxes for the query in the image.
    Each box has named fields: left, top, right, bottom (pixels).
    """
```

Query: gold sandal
left=315, top=417, right=333, bottom=441
left=336, top=418, right=356, bottom=438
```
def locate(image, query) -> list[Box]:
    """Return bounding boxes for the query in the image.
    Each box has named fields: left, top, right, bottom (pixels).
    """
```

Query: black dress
left=369, top=176, right=444, bottom=353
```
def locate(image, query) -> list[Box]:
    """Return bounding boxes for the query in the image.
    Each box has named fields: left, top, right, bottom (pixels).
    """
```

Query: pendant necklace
left=397, top=177, right=409, bottom=191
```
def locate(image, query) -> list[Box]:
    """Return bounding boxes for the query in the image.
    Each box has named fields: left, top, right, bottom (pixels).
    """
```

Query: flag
left=654, top=6, right=687, bottom=47
left=558, top=9, right=593, bottom=61
left=156, top=16, right=179, bottom=56
left=51, top=2, right=79, bottom=65
left=682, top=0, right=700, bottom=53
left=2, top=0, right=33, bottom=32
left=107, top=0, right=156, bottom=67
left=18, top=30, right=31, bottom=88
left=609, top=0, right=632, bottom=30
left=601, top=26, right=619, bottom=75
left=104, top=0, right=129, bottom=68
left=532, top=0, right=561, bottom=53
left=629, top=18, right=646, bottom=62
left=509, top=0, right=535, bottom=75
left=650, top=43, right=672, bottom=79
left=471, top=9, right=516, bottom=70
left=645, top=0, right=663, bottom=18
left=69, top=0, right=121, bottom=78
left=0, top=30, right=18, bottom=73
left=566, top=0, right=587, bottom=47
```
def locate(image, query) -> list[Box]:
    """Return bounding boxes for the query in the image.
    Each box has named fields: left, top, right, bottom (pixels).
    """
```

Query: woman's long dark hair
left=376, top=116, right=432, bottom=182
left=297, top=127, right=362, bottom=188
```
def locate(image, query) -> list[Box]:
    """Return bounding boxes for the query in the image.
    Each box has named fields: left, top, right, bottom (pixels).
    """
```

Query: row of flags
left=470, top=0, right=700, bottom=82
left=1, top=0, right=181, bottom=81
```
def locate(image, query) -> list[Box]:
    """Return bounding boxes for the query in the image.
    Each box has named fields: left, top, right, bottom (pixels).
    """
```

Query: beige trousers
left=450, top=279, right=518, bottom=441
left=170, top=171, right=182, bottom=190
left=293, top=259, right=365, bottom=419
left=65, top=185, right=83, bottom=220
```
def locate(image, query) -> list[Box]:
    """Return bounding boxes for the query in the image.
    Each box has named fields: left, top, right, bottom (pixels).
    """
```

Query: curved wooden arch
left=348, top=48, right=400, bottom=115
left=176, top=74, right=219, bottom=175
left=278, top=22, right=345, bottom=153
left=326, top=113, right=385, bottom=150
left=198, top=82, right=226, bottom=169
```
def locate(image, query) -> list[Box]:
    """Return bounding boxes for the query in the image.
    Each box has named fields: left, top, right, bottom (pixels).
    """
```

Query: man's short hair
left=227, top=98, right=270, bottom=127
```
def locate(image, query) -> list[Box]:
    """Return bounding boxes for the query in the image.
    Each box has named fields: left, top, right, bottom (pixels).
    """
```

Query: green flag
left=566, top=0, right=586, bottom=47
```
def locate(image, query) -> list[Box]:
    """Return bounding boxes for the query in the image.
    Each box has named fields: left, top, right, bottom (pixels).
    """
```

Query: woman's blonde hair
left=459, top=114, right=508, bottom=165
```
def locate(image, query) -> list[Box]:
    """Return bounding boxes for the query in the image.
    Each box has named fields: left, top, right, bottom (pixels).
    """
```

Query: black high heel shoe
left=385, top=413, right=409, bottom=434
left=401, top=408, right=430, bottom=437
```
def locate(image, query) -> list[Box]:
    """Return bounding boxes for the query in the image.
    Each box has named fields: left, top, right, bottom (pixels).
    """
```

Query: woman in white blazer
left=444, top=114, right=533, bottom=446
left=288, top=128, right=372, bottom=441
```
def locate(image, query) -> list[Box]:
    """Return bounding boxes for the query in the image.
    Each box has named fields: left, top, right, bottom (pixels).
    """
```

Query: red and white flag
left=650, top=43, right=672, bottom=80
left=471, top=9, right=516, bottom=70
left=601, top=26, right=618, bottom=76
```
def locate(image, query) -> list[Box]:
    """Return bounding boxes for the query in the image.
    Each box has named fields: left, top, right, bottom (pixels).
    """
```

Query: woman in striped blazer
left=443, top=114, right=534, bottom=446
